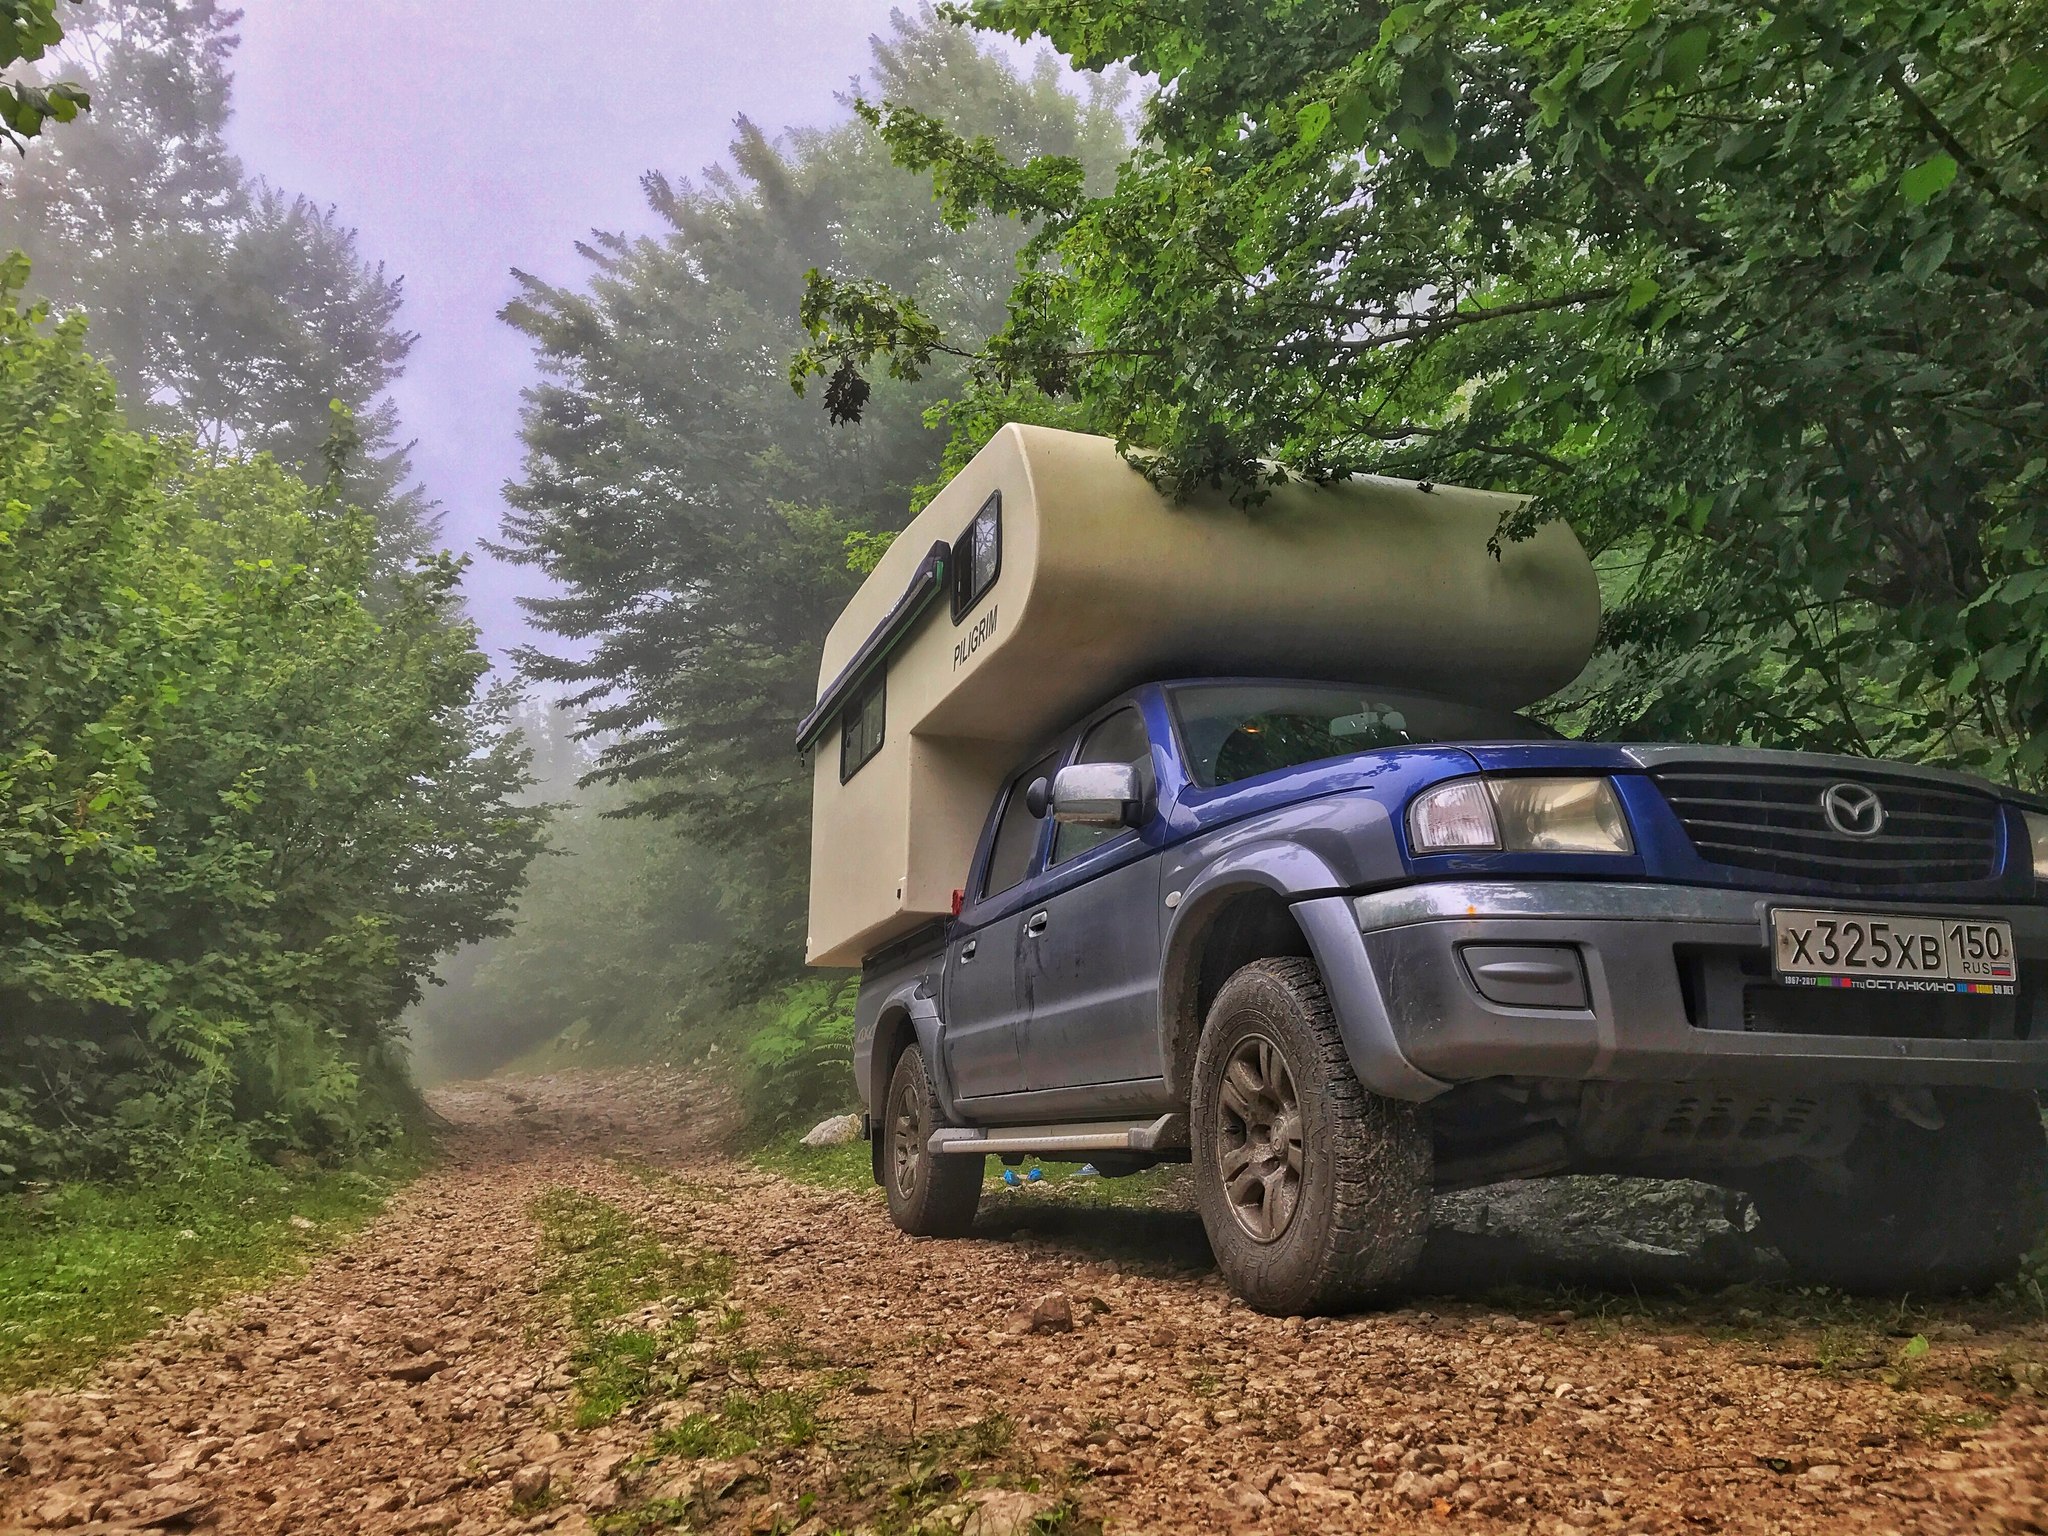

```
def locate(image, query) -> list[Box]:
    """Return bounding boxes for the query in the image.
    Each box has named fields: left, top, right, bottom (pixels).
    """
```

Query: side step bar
left=928, top=1114, right=1187, bottom=1158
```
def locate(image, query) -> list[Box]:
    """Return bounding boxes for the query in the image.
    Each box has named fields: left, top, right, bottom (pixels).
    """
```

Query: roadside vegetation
left=0, top=1, right=543, bottom=1386
left=0, top=1141, right=420, bottom=1390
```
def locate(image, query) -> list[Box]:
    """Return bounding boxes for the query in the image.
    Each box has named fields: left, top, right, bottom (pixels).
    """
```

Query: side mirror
left=1024, top=776, right=1051, bottom=818
left=1051, top=762, right=1142, bottom=828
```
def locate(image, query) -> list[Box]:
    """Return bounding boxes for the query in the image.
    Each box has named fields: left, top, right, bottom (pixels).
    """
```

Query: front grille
left=1652, top=765, right=2001, bottom=888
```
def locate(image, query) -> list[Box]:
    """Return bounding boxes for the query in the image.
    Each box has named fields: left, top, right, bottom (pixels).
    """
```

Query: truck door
left=942, top=749, right=1060, bottom=1100
left=1018, top=707, right=1167, bottom=1091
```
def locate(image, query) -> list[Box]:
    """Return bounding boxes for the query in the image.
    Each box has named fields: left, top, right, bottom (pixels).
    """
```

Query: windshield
left=1170, top=682, right=1559, bottom=789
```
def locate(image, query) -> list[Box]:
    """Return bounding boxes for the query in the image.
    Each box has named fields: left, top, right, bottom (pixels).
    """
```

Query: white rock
left=962, top=1489, right=1052, bottom=1536
left=801, top=1114, right=862, bottom=1148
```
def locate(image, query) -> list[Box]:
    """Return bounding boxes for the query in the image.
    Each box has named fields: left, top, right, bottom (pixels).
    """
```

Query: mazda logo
left=1821, top=781, right=1885, bottom=838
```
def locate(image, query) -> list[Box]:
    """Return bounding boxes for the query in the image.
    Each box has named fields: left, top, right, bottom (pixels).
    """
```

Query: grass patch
left=1009, top=1160, right=1191, bottom=1210
left=838, top=1413, right=1018, bottom=1525
left=0, top=1145, right=420, bottom=1391
left=751, top=1136, right=874, bottom=1193
left=651, top=1385, right=823, bottom=1460
left=530, top=1188, right=732, bottom=1427
left=593, top=1498, right=697, bottom=1536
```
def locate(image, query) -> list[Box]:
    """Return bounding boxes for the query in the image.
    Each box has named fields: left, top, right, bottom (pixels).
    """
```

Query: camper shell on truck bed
left=798, top=424, right=1601, bottom=968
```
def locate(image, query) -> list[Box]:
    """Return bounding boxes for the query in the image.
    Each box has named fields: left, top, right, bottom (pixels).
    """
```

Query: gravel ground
left=7, top=1070, right=2048, bottom=1535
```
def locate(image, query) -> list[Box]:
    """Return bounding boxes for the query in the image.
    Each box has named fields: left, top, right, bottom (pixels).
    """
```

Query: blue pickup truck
left=853, top=677, right=2048, bottom=1313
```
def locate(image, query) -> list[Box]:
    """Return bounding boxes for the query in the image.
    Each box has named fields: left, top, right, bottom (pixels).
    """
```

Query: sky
left=225, top=0, right=914, bottom=668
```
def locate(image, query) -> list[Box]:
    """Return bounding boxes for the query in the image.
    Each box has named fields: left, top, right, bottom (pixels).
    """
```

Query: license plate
left=1771, top=908, right=2018, bottom=995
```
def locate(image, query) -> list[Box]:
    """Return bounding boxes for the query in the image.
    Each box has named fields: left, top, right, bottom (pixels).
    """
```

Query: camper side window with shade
left=951, top=491, right=1000, bottom=620
left=839, top=674, right=885, bottom=781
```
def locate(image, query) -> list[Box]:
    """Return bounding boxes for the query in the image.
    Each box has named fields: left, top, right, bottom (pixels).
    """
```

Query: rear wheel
left=881, top=1043, right=983, bottom=1238
left=1191, top=957, right=1431, bottom=1314
left=1751, top=1089, right=2048, bottom=1293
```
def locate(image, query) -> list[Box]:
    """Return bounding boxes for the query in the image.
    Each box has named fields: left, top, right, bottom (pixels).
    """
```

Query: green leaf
left=1659, top=28, right=1713, bottom=89
left=1900, top=153, right=1958, bottom=205
left=1901, top=228, right=1954, bottom=282
left=1295, top=100, right=1331, bottom=147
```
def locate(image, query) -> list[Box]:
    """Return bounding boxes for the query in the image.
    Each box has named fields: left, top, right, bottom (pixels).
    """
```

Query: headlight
left=1407, top=779, right=1498, bottom=850
left=2027, top=810, right=2048, bottom=881
left=1409, top=776, right=1634, bottom=856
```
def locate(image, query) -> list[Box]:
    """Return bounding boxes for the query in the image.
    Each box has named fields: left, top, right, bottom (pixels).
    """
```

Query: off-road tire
left=881, top=1043, right=983, bottom=1238
left=1751, top=1088, right=2048, bottom=1293
left=1191, top=957, right=1432, bottom=1314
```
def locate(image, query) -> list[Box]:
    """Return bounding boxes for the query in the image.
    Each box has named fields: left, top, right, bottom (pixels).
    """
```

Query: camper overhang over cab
left=796, top=424, right=1601, bottom=969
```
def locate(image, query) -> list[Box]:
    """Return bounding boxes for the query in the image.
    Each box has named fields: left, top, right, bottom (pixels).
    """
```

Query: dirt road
left=8, top=1071, right=2048, bottom=1535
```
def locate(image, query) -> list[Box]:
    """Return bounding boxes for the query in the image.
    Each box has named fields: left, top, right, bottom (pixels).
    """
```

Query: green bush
left=740, top=980, right=858, bottom=1140
left=0, top=263, right=545, bottom=1183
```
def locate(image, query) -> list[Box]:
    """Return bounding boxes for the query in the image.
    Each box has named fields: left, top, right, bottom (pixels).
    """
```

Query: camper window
left=839, top=674, right=886, bottom=781
left=951, top=491, right=1001, bottom=621
left=982, top=748, right=1061, bottom=899
left=1051, top=708, right=1150, bottom=865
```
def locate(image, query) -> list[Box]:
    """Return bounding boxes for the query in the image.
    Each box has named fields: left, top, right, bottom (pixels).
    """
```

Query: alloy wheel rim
left=891, top=1078, right=923, bottom=1201
left=1215, top=1033, right=1304, bottom=1243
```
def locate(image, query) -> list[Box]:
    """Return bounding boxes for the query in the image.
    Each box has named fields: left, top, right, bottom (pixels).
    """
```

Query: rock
left=516, top=1429, right=565, bottom=1462
left=1802, top=1464, right=1843, bottom=1484
left=30, top=1491, right=94, bottom=1529
left=512, top=1464, right=553, bottom=1502
left=1393, top=1469, right=1433, bottom=1508
left=1232, top=1484, right=1272, bottom=1515
left=1011, top=1292, right=1074, bottom=1335
left=402, top=1509, right=457, bottom=1533
left=961, top=1489, right=1051, bottom=1536
left=133, top=1482, right=213, bottom=1527
left=801, top=1113, right=862, bottom=1148
left=388, top=1352, right=450, bottom=1381
left=288, top=1215, right=316, bottom=1231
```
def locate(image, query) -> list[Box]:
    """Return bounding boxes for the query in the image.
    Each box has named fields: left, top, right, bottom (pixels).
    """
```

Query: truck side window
left=1051, top=707, right=1150, bottom=865
left=982, top=749, right=1061, bottom=898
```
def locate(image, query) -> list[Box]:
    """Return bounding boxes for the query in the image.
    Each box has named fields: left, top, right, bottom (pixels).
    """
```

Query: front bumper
left=1351, top=881, right=2048, bottom=1090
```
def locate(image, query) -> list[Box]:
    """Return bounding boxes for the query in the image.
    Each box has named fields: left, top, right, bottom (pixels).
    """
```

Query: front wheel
left=881, top=1043, right=983, bottom=1237
left=1191, top=957, right=1432, bottom=1314
left=1751, top=1088, right=2048, bottom=1293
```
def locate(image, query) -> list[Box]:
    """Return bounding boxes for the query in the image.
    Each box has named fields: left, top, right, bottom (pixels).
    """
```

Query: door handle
left=1023, top=910, right=1050, bottom=938
left=959, top=939, right=977, bottom=963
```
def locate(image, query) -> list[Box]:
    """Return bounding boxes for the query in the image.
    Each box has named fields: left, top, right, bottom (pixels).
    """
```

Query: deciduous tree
left=802, top=0, right=2048, bottom=782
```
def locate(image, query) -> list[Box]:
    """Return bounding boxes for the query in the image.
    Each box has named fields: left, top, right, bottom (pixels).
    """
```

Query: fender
left=1291, top=894, right=1449, bottom=1103
left=1160, top=839, right=1448, bottom=1104
left=865, top=975, right=964, bottom=1125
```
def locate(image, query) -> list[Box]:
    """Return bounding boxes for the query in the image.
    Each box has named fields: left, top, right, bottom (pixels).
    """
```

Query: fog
left=226, top=0, right=917, bottom=665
